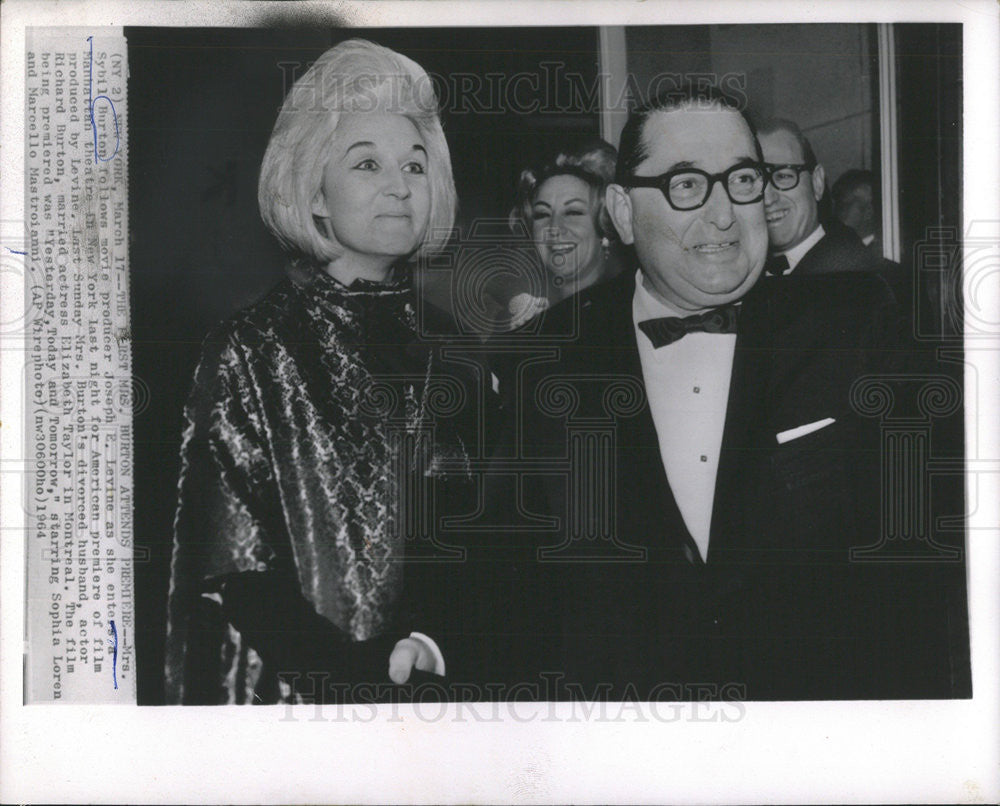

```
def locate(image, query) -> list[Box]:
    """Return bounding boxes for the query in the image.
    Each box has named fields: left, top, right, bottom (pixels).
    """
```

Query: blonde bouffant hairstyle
left=258, top=39, right=457, bottom=264
left=509, top=139, right=619, bottom=242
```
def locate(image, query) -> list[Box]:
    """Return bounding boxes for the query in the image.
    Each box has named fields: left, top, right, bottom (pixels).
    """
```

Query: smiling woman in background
left=504, top=140, right=622, bottom=327
left=164, top=39, right=471, bottom=704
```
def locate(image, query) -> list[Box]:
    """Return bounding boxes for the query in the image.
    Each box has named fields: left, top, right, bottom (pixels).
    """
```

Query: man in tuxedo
left=515, top=87, right=966, bottom=700
left=757, top=118, right=873, bottom=276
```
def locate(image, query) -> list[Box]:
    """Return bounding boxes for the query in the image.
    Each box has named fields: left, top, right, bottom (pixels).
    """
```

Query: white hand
left=508, top=293, right=549, bottom=329
left=388, top=637, right=435, bottom=684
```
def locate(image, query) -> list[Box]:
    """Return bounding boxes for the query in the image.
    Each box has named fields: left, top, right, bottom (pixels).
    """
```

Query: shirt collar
left=778, top=223, right=825, bottom=271
left=633, top=269, right=710, bottom=324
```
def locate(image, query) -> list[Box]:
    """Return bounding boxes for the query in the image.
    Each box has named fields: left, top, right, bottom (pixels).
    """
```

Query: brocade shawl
left=164, top=264, right=468, bottom=704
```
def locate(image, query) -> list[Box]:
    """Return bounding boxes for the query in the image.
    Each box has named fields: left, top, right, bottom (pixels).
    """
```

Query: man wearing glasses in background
left=756, top=117, right=873, bottom=276
left=517, top=85, right=964, bottom=700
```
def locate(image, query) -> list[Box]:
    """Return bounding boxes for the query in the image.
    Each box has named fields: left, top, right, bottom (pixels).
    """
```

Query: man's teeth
left=766, top=209, right=788, bottom=223
left=549, top=244, right=575, bottom=253
left=694, top=242, right=737, bottom=252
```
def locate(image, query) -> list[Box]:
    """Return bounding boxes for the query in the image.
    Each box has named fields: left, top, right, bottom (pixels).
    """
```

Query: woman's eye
left=402, top=161, right=426, bottom=174
left=531, top=210, right=550, bottom=221
left=565, top=209, right=585, bottom=216
left=354, top=158, right=378, bottom=171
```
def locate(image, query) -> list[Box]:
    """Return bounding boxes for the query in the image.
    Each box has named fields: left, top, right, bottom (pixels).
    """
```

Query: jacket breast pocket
left=770, top=420, right=850, bottom=492
left=765, top=422, right=861, bottom=556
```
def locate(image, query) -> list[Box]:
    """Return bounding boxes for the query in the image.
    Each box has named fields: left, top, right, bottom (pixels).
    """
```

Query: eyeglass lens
left=768, top=166, right=809, bottom=190
left=669, top=166, right=764, bottom=209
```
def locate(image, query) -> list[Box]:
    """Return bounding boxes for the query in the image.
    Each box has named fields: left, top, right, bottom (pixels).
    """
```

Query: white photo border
left=1, top=1, right=997, bottom=803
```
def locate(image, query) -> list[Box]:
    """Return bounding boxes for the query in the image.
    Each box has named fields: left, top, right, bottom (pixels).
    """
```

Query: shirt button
left=693, top=386, right=700, bottom=393
left=700, top=455, right=708, bottom=462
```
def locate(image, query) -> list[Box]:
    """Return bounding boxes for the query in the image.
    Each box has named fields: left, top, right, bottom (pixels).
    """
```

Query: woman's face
left=313, top=113, right=431, bottom=275
left=530, top=174, right=603, bottom=289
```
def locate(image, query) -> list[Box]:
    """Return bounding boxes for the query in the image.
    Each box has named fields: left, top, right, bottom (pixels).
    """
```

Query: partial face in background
left=607, top=106, right=767, bottom=310
left=312, top=113, right=431, bottom=268
left=837, top=184, right=876, bottom=238
left=759, top=128, right=824, bottom=252
left=530, top=174, right=604, bottom=287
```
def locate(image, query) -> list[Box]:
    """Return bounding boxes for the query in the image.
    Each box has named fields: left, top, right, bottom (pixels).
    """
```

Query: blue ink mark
left=87, top=36, right=120, bottom=164
left=109, top=619, right=118, bottom=690
left=6, top=248, right=26, bottom=255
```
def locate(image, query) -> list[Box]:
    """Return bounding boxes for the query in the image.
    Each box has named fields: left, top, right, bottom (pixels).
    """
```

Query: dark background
left=129, top=24, right=962, bottom=704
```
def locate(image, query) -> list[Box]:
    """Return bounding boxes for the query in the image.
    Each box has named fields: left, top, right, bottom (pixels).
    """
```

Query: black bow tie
left=764, top=253, right=790, bottom=276
left=637, top=304, right=739, bottom=348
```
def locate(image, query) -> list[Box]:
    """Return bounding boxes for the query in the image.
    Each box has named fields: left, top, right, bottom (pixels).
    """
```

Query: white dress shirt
left=778, top=223, right=825, bottom=273
left=632, top=271, right=737, bottom=561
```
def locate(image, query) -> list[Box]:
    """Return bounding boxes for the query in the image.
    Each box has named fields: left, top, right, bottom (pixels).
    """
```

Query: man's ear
left=811, top=164, right=826, bottom=202
left=311, top=189, right=328, bottom=219
left=605, top=184, right=635, bottom=245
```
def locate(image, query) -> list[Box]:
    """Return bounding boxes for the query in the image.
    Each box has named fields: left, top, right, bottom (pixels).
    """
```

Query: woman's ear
left=605, top=184, right=635, bottom=245
left=311, top=189, right=329, bottom=219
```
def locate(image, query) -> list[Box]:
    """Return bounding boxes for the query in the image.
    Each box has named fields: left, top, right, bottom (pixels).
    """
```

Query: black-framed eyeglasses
left=764, top=162, right=817, bottom=191
left=624, top=161, right=766, bottom=211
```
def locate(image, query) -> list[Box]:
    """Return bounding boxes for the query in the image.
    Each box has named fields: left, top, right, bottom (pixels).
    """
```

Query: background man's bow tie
left=764, top=253, right=790, bottom=276
left=638, top=304, right=739, bottom=348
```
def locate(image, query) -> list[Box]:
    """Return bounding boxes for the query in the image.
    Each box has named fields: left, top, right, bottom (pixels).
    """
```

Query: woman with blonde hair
left=165, top=39, right=471, bottom=704
left=504, top=139, right=622, bottom=328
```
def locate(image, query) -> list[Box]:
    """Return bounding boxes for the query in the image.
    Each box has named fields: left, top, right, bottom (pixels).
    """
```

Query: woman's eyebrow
left=343, top=142, right=426, bottom=159
left=344, top=140, right=376, bottom=155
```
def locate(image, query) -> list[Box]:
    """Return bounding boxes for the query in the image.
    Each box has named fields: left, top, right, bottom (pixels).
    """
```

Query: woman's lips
left=547, top=242, right=576, bottom=254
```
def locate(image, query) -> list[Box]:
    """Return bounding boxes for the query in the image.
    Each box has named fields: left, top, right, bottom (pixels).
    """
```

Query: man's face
left=607, top=106, right=767, bottom=311
left=760, top=128, right=824, bottom=252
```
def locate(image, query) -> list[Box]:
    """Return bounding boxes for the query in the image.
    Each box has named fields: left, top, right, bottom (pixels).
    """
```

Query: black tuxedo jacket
left=510, top=268, right=965, bottom=700
left=791, top=222, right=874, bottom=276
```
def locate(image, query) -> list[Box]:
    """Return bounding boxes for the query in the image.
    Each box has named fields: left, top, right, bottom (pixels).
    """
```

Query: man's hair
left=615, top=83, right=760, bottom=184
left=755, top=117, right=818, bottom=167
left=831, top=168, right=878, bottom=212
left=258, top=38, right=457, bottom=264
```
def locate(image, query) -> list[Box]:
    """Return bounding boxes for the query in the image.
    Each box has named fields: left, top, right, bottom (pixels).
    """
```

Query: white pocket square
left=776, top=417, right=836, bottom=444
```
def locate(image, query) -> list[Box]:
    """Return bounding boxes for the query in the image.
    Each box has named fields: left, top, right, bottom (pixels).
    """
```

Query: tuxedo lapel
left=706, top=281, right=773, bottom=563
left=604, top=271, right=705, bottom=565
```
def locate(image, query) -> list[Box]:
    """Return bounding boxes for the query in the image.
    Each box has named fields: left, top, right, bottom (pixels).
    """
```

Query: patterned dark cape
left=164, top=263, right=471, bottom=704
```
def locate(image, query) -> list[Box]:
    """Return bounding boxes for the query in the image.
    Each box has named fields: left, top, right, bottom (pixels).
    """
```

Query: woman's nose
left=382, top=168, right=411, bottom=198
